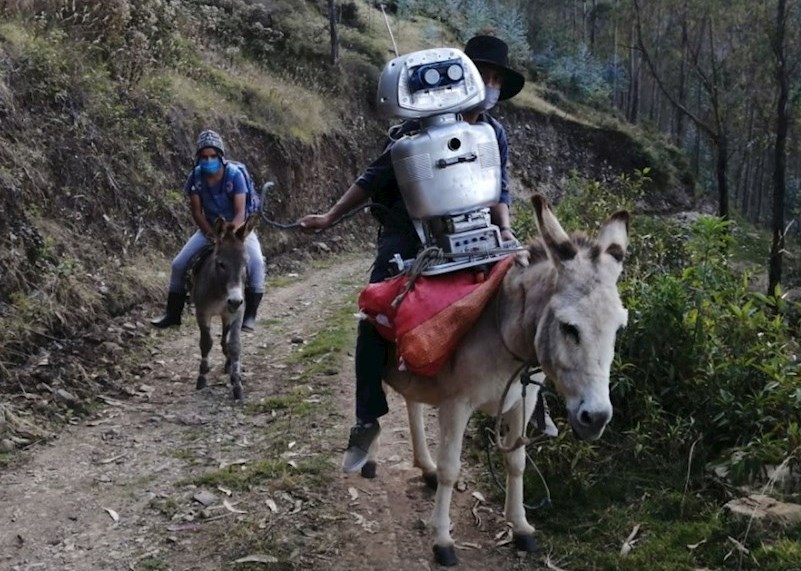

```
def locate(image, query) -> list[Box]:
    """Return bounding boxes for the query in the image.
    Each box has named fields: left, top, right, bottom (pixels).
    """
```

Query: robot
left=376, top=48, right=519, bottom=276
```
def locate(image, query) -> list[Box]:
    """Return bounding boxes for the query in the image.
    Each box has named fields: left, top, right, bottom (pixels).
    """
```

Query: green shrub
left=522, top=174, right=800, bottom=491
left=615, top=215, right=800, bottom=481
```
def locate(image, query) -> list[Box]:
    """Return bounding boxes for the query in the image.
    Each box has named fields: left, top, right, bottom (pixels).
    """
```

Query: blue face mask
left=479, top=86, right=501, bottom=111
left=199, top=157, right=222, bottom=175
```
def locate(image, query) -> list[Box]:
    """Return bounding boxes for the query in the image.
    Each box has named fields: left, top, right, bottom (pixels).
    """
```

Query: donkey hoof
left=196, top=376, right=207, bottom=390
left=232, top=385, right=244, bottom=401
left=433, top=544, right=458, bottom=567
left=360, top=461, right=377, bottom=479
left=423, top=472, right=438, bottom=490
left=512, top=533, right=539, bottom=553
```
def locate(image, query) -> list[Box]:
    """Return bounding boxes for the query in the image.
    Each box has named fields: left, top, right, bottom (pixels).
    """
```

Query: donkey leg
left=431, top=401, right=471, bottom=567
left=221, top=324, right=231, bottom=374
left=406, top=400, right=437, bottom=489
left=501, top=395, right=539, bottom=553
left=196, top=315, right=213, bottom=390
left=226, top=318, right=244, bottom=400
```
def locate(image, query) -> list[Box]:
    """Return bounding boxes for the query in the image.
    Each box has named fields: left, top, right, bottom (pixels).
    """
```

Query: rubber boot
left=241, top=288, right=263, bottom=332
left=150, top=291, right=185, bottom=328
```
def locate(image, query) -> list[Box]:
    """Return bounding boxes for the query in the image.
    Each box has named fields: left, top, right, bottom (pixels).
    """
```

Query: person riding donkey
left=151, top=130, right=265, bottom=332
left=298, top=35, right=545, bottom=473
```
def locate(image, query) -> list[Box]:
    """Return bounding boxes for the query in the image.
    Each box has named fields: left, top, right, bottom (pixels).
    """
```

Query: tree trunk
left=328, top=0, right=339, bottom=66
left=768, top=0, right=789, bottom=295
left=716, top=136, right=729, bottom=219
left=676, top=8, right=689, bottom=145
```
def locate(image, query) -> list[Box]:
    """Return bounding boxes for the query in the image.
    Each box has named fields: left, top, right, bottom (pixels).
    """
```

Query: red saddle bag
left=358, top=256, right=513, bottom=377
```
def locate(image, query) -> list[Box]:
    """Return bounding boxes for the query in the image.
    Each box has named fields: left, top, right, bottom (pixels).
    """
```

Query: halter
left=489, top=282, right=552, bottom=511
left=492, top=281, right=547, bottom=448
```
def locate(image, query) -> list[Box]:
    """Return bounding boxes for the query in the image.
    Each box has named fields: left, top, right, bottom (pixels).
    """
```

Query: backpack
left=192, top=160, right=261, bottom=217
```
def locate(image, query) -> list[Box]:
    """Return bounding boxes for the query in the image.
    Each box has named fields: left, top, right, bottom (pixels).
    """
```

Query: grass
left=149, top=496, right=180, bottom=519
left=244, top=389, right=317, bottom=417
left=462, top=421, right=801, bottom=571
left=287, top=296, right=359, bottom=379
left=172, top=56, right=335, bottom=143
left=181, top=456, right=330, bottom=491
left=528, top=469, right=801, bottom=571
left=514, top=84, right=590, bottom=125
left=133, top=557, right=169, bottom=571
left=168, top=448, right=196, bottom=461
left=265, top=275, right=302, bottom=289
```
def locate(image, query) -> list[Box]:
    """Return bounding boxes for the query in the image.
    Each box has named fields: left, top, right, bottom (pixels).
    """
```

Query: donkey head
left=211, top=216, right=257, bottom=313
left=531, top=195, right=629, bottom=441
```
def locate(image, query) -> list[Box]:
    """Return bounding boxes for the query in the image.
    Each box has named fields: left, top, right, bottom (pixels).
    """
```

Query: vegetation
left=505, top=176, right=801, bottom=571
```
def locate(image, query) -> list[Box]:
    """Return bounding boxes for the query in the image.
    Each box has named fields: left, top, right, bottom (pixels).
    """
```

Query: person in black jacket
left=297, top=36, right=525, bottom=473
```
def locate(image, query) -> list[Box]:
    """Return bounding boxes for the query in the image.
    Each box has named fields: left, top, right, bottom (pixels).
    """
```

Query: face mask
left=199, top=157, right=222, bottom=175
left=479, top=86, right=501, bottom=111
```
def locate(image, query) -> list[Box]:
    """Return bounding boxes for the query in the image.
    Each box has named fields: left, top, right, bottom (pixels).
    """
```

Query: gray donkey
left=376, top=195, right=630, bottom=566
left=192, top=215, right=258, bottom=400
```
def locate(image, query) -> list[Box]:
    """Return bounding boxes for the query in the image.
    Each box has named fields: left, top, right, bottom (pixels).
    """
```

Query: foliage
left=397, top=0, right=531, bottom=65
left=504, top=179, right=801, bottom=568
left=530, top=179, right=801, bottom=481
left=532, top=43, right=617, bottom=106
left=615, top=214, right=801, bottom=481
left=23, top=0, right=182, bottom=89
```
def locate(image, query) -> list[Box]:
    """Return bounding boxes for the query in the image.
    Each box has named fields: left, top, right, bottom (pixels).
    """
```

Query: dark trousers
left=355, top=228, right=420, bottom=422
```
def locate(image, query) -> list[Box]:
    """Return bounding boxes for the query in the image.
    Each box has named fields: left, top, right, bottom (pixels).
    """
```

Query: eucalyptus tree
left=633, top=0, right=765, bottom=219
left=763, top=0, right=801, bottom=294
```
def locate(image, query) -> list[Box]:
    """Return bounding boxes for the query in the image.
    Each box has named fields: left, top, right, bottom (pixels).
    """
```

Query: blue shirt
left=184, top=163, right=247, bottom=225
left=356, top=113, right=510, bottom=230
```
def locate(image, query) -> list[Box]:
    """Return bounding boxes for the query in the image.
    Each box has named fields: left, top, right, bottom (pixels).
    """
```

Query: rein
left=488, top=278, right=552, bottom=510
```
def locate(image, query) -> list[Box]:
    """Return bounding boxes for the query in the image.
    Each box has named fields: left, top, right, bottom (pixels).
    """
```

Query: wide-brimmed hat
left=195, top=129, right=225, bottom=157
left=464, top=35, right=525, bottom=101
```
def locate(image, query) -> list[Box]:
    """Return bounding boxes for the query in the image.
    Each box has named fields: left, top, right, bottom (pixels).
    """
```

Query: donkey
left=192, top=215, right=258, bottom=400
left=375, top=194, right=630, bottom=566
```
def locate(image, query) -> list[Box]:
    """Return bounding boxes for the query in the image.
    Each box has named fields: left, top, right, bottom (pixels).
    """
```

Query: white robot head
left=376, top=48, right=486, bottom=119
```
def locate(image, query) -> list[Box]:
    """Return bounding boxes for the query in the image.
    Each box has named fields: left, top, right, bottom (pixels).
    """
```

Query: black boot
left=241, top=288, right=263, bottom=332
left=151, top=291, right=185, bottom=328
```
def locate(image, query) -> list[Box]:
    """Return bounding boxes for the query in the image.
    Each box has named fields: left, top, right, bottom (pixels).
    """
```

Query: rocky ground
left=0, top=253, right=544, bottom=571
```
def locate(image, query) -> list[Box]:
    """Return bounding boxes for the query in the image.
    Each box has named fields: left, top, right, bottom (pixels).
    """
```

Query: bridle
left=491, top=276, right=547, bottom=451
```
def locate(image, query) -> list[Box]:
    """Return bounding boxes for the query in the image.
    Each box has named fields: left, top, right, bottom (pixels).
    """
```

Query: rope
left=493, top=362, right=542, bottom=453
left=389, top=246, right=444, bottom=308
left=483, top=363, right=552, bottom=511
left=483, top=426, right=552, bottom=511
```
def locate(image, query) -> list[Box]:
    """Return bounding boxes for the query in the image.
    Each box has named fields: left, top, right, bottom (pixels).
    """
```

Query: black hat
left=464, top=35, right=525, bottom=101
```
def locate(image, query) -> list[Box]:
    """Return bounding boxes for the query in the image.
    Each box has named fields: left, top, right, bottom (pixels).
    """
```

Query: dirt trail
left=0, top=254, right=533, bottom=571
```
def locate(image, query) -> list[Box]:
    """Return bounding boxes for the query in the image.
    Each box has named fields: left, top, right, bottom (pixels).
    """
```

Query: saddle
left=359, top=256, right=514, bottom=377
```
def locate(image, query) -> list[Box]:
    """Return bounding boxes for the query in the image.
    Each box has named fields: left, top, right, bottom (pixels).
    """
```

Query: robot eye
left=446, top=64, right=463, bottom=81
left=423, top=68, right=441, bottom=86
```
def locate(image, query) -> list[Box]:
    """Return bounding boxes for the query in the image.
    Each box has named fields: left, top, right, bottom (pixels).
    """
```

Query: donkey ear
left=235, top=215, right=259, bottom=240
left=531, top=194, right=576, bottom=263
left=213, top=217, right=226, bottom=238
left=597, top=211, right=629, bottom=263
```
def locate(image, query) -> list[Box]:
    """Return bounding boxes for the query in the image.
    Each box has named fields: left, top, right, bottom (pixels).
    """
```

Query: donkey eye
left=217, top=261, right=226, bottom=270
left=560, top=322, right=580, bottom=343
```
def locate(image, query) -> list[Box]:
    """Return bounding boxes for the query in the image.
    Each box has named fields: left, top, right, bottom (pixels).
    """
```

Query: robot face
left=377, top=48, right=486, bottom=119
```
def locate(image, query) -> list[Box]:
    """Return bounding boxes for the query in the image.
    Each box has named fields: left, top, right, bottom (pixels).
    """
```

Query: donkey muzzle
left=227, top=297, right=244, bottom=312
left=569, top=404, right=612, bottom=441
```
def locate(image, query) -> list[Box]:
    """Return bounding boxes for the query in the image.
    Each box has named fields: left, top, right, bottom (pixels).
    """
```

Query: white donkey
left=374, top=194, right=630, bottom=566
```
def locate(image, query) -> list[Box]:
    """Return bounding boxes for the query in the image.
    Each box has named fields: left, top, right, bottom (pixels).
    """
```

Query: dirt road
left=0, top=254, right=534, bottom=571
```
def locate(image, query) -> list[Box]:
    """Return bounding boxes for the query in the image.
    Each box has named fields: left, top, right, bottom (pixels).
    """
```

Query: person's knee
left=247, top=258, right=265, bottom=292
left=170, top=255, right=186, bottom=275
